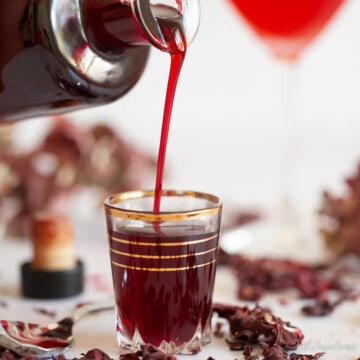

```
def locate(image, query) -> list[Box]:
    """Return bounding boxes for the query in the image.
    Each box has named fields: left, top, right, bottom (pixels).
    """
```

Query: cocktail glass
left=226, top=0, right=345, bottom=249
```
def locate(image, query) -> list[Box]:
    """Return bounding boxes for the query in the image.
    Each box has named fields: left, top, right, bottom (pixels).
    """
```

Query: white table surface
left=0, top=220, right=359, bottom=360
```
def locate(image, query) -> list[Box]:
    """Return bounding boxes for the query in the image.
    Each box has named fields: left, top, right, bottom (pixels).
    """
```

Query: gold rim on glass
left=104, top=189, right=222, bottom=221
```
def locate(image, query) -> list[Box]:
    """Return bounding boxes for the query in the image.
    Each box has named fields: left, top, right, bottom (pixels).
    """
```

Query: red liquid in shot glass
left=108, top=226, right=219, bottom=348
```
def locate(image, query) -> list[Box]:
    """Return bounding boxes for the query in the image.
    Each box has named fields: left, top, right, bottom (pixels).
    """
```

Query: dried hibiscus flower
left=301, top=287, right=358, bottom=317
left=0, top=116, right=156, bottom=236
left=212, top=303, right=304, bottom=351
left=262, top=347, right=324, bottom=360
left=227, top=254, right=332, bottom=302
left=213, top=303, right=326, bottom=360
left=319, top=162, right=360, bottom=257
left=222, top=252, right=358, bottom=316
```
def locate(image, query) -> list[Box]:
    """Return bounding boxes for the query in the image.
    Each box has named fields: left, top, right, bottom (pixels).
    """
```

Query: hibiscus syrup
left=153, top=18, right=187, bottom=212
left=86, top=1, right=188, bottom=211
left=229, top=0, right=345, bottom=61
left=108, top=225, right=219, bottom=349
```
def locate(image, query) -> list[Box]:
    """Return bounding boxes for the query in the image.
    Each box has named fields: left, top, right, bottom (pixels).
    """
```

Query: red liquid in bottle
left=229, top=0, right=345, bottom=61
left=0, top=0, right=149, bottom=121
left=109, top=226, right=219, bottom=347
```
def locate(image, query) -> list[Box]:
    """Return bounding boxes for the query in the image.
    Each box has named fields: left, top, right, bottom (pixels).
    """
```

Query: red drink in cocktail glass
left=228, top=0, right=345, bottom=61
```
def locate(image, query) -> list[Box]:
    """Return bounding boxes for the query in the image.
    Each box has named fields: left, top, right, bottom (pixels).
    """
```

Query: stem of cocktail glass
left=275, top=60, right=303, bottom=250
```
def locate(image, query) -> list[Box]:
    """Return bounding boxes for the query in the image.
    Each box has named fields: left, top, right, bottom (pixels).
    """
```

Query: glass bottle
left=0, top=0, right=200, bottom=122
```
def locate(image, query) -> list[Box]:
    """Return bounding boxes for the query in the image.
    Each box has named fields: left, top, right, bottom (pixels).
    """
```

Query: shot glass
left=104, top=189, right=222, bottom=355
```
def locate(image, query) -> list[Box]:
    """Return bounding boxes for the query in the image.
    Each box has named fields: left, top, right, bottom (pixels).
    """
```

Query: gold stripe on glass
left=105, top=206, right=220, bottom=221
left=110, top=233, right=218, bottom=247
left=111, top=258, right=217, bottom=272
left=104, top=190, right=222, bottom=222
left=111, top=246, right=217, bottom=259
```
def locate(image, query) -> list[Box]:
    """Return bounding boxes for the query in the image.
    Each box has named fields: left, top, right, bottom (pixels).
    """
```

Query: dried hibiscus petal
left=213, top=303, right=304, bottom=351
left=0, top=116, right=156, bottom=236
left=212, top=304, right=326, bottom=360
left=319, top=162, right=360, bottom=257
left=301, top=298, right=341, bottom=317
left=223, top=252, right=356, bottom=316
left=301, top=287, right=359, bottom=317
left=229, top=255, right=331, bottom=301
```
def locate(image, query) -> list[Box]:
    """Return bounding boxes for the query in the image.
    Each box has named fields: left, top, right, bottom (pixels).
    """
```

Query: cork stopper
left=30, top=212, right=76, bottom=270
left=21, top=211, right=84, bottom=299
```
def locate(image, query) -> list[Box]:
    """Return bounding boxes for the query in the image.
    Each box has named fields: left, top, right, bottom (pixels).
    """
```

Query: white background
left=14, top=0, right=360, bottom=236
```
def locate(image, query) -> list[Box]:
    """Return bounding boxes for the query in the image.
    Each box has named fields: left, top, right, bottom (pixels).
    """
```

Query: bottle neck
left=81, top=0, right=200, bottom=55
left=81, top=0, right=149, bottom=55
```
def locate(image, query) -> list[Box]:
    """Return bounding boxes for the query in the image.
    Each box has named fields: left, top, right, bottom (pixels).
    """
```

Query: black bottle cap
left=21, top=260, right=84, bottom=299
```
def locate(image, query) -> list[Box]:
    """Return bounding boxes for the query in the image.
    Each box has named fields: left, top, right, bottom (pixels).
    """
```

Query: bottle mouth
left=131, top=0, right=200, bottom=52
